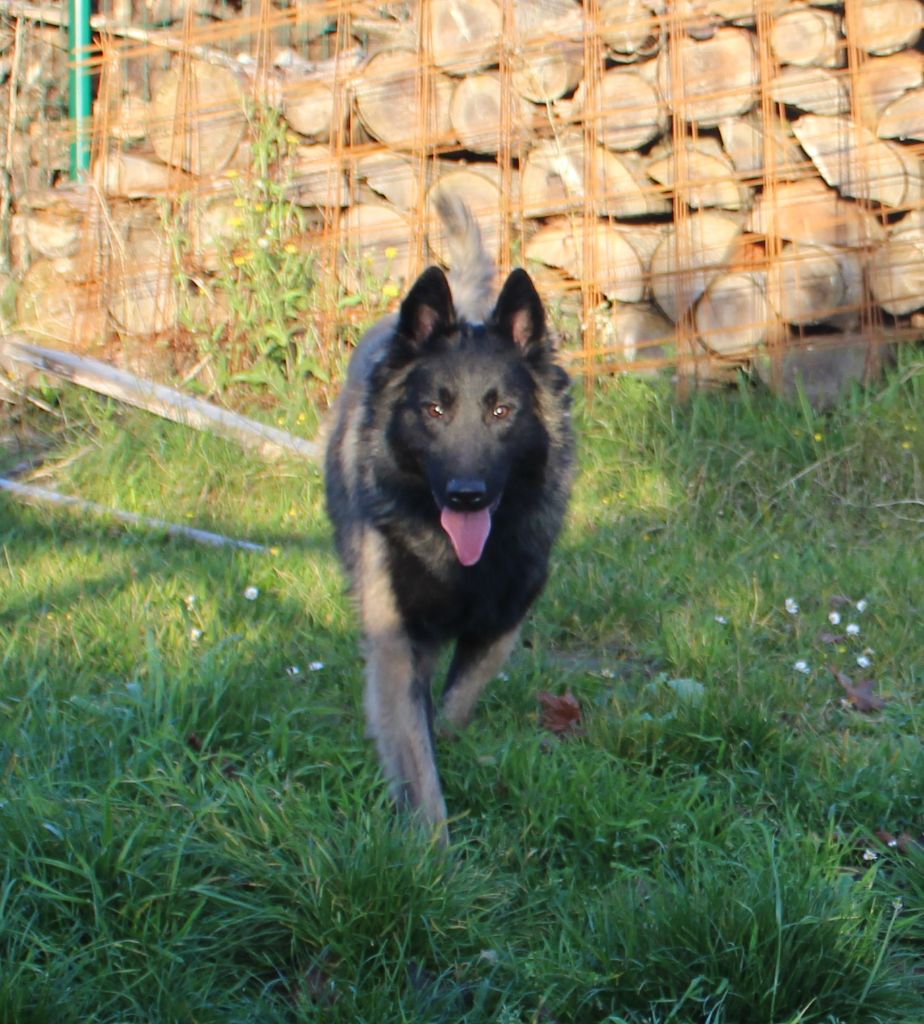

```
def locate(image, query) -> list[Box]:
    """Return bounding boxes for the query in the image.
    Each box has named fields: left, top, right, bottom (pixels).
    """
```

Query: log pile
left=6, top=0, right=924, bottom=393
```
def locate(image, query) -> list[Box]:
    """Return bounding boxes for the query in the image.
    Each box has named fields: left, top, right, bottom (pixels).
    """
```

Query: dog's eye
left=492, top=404, right=512, bottom=420
left=425, top=402, right=445, bottom=419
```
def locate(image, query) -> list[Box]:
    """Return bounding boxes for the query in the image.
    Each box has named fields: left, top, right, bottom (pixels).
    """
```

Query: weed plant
left=170, top=106, right=335, bottom=397
left=1, top=348, right=922, bottom=1023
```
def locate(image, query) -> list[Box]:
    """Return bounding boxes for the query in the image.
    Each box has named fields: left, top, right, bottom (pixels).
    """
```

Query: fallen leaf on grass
left=406, top=960, right=438, bottom=995
left=287, top=961, right=338, bottom=1007
left=186, top=732, right=242, bottom=778
left=874, top=829, right=924, bottom=855
left=831, top=668, right=886, bottom=712
left=537, top=690, right=583, bottom=736
left=218, top=757, right=241, bottom=779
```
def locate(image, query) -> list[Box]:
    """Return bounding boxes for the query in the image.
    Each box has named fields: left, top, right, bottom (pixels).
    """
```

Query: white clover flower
left=785, top=597, right=800, bottom=615
left=308, top=660, right=325, bottom=672
left=714, top=615, right=729, bottom=625
left=190, top=628, right=203, bottom=643
left=244, top=585, right=260, bottom=601
left=862, top=848, right=879, bottom=862
left=856, top=599, right=868, bottom=613
left=856, top=654, right=872, bottom=669
left=846, top=623, right=860, bottom=636
left=828, top=611, right=841, bottom=625
left=794, top=660, right=811, bottom=674
left=285, top=665, right=301, bottom=677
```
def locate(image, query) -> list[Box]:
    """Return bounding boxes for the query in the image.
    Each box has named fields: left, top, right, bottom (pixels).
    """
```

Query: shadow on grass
left=0, top=499, right=333, bottom=616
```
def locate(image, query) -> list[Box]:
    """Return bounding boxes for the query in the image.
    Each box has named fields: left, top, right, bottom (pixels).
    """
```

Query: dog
left=324, top=193, right=574, bottom=841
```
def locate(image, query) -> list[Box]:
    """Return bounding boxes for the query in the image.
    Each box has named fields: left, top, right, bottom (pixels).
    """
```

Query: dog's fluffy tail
left=433, top=190, right=496, bottom=324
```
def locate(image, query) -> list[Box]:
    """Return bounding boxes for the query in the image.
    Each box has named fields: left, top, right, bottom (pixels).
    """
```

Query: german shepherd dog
left=324, top=194, right=574, bottom=841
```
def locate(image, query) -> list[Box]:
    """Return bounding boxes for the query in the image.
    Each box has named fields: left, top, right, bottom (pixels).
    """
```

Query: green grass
left=1, top=353, right=923, bottom=1023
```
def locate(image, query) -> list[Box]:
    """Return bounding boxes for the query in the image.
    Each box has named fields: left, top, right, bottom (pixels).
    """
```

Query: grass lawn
left=1, top=354, right=922, bottom=1023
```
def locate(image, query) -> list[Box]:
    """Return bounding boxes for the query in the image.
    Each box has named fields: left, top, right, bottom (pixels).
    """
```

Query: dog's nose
left=445, top=478, right=488, bottom=511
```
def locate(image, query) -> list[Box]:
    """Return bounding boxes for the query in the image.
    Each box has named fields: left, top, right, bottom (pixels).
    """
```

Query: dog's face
left=384, top=267, right=555, bottom=565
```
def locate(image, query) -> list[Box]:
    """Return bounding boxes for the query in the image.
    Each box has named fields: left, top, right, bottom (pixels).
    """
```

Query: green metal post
left=68, top=0, right=92, bottom=178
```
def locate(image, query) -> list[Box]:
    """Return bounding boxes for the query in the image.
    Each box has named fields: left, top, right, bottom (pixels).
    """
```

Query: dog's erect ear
left=491, top=269, right=547, bottom=355
left=397, top=266, right=455, bottom=347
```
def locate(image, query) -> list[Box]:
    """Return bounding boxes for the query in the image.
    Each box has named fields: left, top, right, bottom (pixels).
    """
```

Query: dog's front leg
left=363, top=632, right=446, bottom=839
left=441, top=626, right=521, bottom=729
left=358, top=531, right=448, bottom=841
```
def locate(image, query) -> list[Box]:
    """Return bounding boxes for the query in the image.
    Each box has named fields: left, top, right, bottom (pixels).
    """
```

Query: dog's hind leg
left=358, top=532, right=448, bottom=841
left=441, top=626, right=521, bottom=730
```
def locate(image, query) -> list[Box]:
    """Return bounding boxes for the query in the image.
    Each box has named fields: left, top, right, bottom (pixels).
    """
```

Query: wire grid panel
left=69, top=0, right=924, bottom=382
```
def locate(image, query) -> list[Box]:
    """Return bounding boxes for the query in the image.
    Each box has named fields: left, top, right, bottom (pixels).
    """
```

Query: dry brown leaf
left=288, top=961, right=338, bottom=1007
left=875, top=828, right=924, bottom=855
left=875, top=827, right=900, bottom=849
left=537, top=689, right=583, bottom=736
left=831, top=668, right=886, bottom=712
left=187, top=731, right=241, bottom=777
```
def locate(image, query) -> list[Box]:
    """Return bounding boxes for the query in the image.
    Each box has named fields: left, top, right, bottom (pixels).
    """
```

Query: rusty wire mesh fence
left=5, top=0, right=924, bottom=393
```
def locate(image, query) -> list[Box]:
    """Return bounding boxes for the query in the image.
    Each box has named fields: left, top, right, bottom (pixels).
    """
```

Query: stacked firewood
left=11, top=0, right=924, bottom=387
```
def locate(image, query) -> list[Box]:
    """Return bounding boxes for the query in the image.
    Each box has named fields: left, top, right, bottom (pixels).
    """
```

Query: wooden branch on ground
left=0, top=335, right=321, bottom=464
left=0, top=477, right=267, bottom=552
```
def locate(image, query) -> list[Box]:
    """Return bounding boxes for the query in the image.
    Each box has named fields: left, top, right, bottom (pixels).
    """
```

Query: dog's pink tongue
left=440, top=507, right=492, bottom=566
